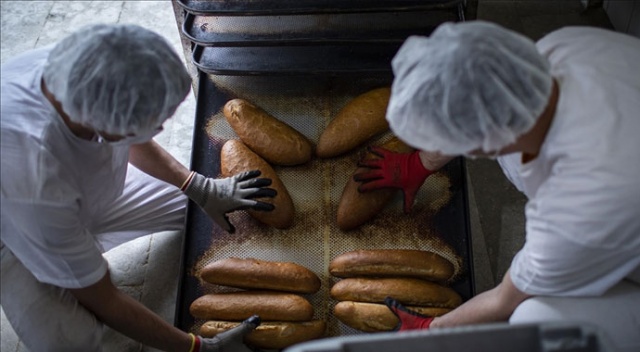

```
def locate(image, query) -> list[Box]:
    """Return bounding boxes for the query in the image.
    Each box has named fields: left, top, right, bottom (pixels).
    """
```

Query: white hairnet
left=387, top=21, right=553, bottom=155
left=43, top=24, right=191, bottom=135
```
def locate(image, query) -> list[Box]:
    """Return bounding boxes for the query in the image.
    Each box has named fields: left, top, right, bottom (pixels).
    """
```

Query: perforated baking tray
left=176, top=0, right=464, bottom=16
left=175, top=72, right=474, bottom=343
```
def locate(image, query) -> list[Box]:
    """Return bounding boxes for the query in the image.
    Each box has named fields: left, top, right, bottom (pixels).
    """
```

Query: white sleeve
left=510, top=168, right=640, bottom=297
left=1, top=198, right=108, bottom=289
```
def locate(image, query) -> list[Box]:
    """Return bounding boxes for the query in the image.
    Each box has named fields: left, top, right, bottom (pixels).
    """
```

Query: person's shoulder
left=537, top=26, right=640, bottom=59
left=539, top=26, right=636, bottom=44
left=1, top=46, right=53, bottom=117
left=537, top=26, right=640, bottom=86
left=1, top=120, right=78, bottom=205
left=1, top=44, right=53, bottom=76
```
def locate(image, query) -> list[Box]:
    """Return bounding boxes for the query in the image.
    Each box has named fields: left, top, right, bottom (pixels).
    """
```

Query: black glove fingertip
left=248, top=177, right=272, bottom=188
left=240, top=170, right=262, bottom=181
left=225, top=216, right=236, bottom=234
left=385, top=296, right=399, bottom=310
left=250, top=188, right=277, bottom=199
left=245, top=315, right=261, bottom=327
left=253, top=201, right=275, bottom=212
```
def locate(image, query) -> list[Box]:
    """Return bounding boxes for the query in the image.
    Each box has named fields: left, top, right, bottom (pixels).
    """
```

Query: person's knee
left=24, top=318, right=103, bottom=352
left=509, top=288, right=640, bottom=352
left=18, top=293, right=103, bottom=352
left=509, top=297, right=555, bottom=324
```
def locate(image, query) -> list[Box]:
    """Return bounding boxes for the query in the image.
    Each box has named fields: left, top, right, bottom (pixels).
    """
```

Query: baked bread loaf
left=200, top=320, right=326, bottom=350
left=316, top=87, right=391, bottom=158
left=334, top=301, right=451, bottom=332
left=220, top=139, right=295, bottom=229
left=329, top=249, right=454, bottom=282
left=336, top=137, right=414, bottom=231
left=189, top=291, right=314, bottom=321
left=199, top=257, right=321, bottom=294
left=223, top=99, right=313, bottom=166
left=330, top=277, right=462, bottom=308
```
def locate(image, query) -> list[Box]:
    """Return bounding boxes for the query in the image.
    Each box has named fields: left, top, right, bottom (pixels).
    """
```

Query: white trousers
left=1, top=165, right=187, bottom=352
left=510, top=280, right=640, bottom=352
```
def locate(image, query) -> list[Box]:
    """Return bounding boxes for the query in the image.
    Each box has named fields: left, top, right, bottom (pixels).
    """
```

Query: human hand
left=196, top=315, right=261, bottom=352
left=385, top=297, right=434, bottom=331
left=183, top=171, right=276, bottom=233
left=353, top=148, right=432, bottom=213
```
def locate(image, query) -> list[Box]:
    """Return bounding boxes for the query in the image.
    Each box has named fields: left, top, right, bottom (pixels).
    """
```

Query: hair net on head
left=387, top=21, right=553, bottom=155
left=43, top=24, right=191, bottom=136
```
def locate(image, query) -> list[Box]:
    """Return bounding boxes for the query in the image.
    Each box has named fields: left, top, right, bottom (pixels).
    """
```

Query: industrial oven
left=172, top=0, right=476, bottom=348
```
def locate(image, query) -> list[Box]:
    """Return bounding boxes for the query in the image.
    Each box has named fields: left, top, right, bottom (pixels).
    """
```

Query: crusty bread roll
left=330, top=277, right=462, bottom=308
left=336, top=137, right=414, bottom=231
left=189, top=291, right=314, bottom=321
left=223, top=99, right=313, bottom=166
left=334, top=301, right=451, bottom=332
left=200, top=320, right=326, bottom=350
left=220, top=139, right=294, bottom=229
left=329, top=249, right=454, bottom=282
left=199, top=257, right=321, bottom=294
left=316, top=87, right=391, bottom=158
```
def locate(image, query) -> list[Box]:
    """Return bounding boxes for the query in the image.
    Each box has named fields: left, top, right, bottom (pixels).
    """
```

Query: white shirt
left=507, top=27, right=640, bottom=296
left=1, top=46, right=130, bottom=289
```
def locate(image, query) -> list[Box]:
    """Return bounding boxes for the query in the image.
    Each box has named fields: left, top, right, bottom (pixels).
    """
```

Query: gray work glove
left=183, top=170, right=276, bottom=233
left=199, top=315, right=261, bottom=352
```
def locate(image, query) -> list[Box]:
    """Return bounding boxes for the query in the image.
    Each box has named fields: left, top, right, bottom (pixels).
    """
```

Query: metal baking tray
left=191, top=43, right=403, bottom=75
left=174, top=72, right=475, bottom=341
left=182, top=10, right=459, bottom=46
left=177, top=0, right=464, bottom=16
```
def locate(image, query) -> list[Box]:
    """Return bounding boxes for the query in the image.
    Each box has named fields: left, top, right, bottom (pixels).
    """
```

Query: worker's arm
left=432, top=269, right=531, bottom=327
left=69, top=271, right=192, bottom=351
left=386, top=269, right=530, bottom=330
left=129, top=140, right=190, bottom=188
left=417, top=150, right=455, bottom=171
left=69, top=272, right=259, bottom=351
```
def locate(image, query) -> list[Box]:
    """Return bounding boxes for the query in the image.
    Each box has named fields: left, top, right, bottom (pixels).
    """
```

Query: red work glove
left=354, top=147, right=432, bottom=213
left=385, top=297, right=434, bottom=331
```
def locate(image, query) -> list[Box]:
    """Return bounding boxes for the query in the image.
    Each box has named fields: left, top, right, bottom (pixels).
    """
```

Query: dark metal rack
left=177, top=0, right=466, bottom=75
left=177, top=0, right=464, bottom=16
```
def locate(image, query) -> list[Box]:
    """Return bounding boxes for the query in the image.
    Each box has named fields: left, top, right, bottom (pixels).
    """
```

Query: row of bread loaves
left=190, top=258, right=325, bottom=350
left=330, top=249, right=461, bottom=332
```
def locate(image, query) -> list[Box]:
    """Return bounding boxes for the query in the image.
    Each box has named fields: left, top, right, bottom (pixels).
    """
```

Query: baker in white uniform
left=1, top=24, right=275, bottom=351
left=355, top=21, right=640, bottom=351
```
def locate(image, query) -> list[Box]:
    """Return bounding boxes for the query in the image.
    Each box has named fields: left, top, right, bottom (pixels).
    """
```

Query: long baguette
left=330, top=277, right=462, bottom=308
left=316, top=87, right=391, bottom=158
left=223, top=99, right=313, bottom=166
left=334, top=301, right=451, bottom=332
left=199, top=257, right=321, bottom=294
left=189, top=291, right=313, bottom=321
left=200, top=320, right=326, bottom=350
left=329, top=249, right=454, bottom=282
left=220, top=139, right=294, bottom=229
left=336, top=137, right=414, bottom=231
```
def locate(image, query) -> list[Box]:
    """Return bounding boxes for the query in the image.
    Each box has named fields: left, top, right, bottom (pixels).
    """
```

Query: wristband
left=188, top=333, right=202, bottom=352
left=180, top=171, right=196, bottom=191
left=193, top=334, right=201, bottom=352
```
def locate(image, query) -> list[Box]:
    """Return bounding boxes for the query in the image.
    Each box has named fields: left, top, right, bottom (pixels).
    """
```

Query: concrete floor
left=0, top=1, right=614, bottom=351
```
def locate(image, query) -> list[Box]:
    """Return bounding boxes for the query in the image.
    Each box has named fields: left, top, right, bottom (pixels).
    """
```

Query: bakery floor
left=0, top=1, right=613, bottom=351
